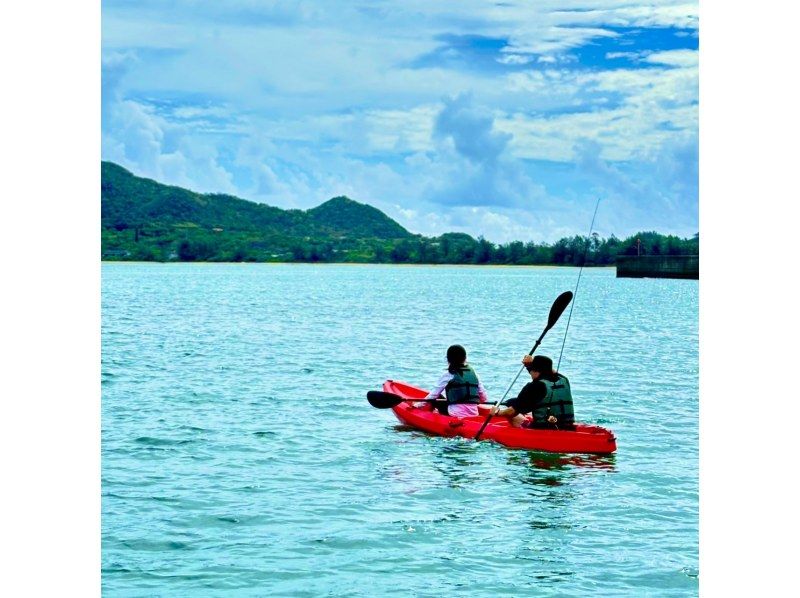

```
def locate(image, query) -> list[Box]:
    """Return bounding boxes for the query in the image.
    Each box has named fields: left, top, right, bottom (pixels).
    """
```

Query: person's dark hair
left=446, top=344, right=467, bottom=373
left=525, top=355, right=553, bottom=375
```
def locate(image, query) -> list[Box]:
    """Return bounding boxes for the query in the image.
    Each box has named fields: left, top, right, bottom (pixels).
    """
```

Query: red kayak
left=383, top=380, right=617, bottom=454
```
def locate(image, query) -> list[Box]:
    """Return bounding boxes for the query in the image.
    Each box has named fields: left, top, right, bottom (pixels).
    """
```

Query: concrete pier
left=616, top=255, right=699, bottom=279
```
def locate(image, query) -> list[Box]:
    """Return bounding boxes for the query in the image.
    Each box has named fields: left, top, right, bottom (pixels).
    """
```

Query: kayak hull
left=383, top=380, right=617, bottom=454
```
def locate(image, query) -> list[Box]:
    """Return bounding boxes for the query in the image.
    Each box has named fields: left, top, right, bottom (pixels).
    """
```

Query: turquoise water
left=102, top=263, right=698, bottom=596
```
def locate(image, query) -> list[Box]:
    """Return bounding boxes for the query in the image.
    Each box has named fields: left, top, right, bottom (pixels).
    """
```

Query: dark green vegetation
left=102, top=162, right=699, bottom=264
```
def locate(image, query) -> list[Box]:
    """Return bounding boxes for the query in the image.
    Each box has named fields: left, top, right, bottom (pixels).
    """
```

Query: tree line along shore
left=102, top=227, right=698, bottom=265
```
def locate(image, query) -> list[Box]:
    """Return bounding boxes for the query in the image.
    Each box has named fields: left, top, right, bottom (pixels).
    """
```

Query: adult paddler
left=490, top=354, right=575, bottom=430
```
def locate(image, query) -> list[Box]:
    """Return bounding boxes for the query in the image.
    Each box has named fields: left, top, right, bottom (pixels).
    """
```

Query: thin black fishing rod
left=555, top=198, right=601, bottom=374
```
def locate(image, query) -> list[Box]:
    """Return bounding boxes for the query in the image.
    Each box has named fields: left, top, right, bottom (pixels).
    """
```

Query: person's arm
left=491, top=355, right=533, bottom=415
left=490, top=392, right=523, bottom=417
left=424, top=372, right=453, bottom=401
left=493, top=382, right=542, bottom=418
left=491, top=404, right=517, bottom=417
left=477, top=380, right=489, bottom=403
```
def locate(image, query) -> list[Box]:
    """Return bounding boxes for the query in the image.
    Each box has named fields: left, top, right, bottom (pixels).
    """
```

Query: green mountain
left=307, top=196, right=410, bottom=239
left=101, top=161, right=411, bottom=240
left=101, top=161, right=698, bottom=265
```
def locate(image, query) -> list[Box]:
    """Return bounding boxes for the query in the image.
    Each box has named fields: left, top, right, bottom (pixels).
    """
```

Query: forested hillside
left=101, top=162, right=698, bottom=264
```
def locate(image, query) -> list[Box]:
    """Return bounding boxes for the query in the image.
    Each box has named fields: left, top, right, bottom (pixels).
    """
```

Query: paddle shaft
left=473, top=290, right=573, bottom=441
left=395, top=397, right=443, bottom=403
left=473, top=334, right=546, bottom=440
left=496, top=334, right=547, bottom=407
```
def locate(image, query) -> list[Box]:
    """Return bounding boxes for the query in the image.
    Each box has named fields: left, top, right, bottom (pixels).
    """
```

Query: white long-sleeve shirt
left=424, top=370, right=489, bottom=417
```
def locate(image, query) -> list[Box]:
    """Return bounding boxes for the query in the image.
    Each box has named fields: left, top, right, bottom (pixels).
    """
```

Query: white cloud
left=102, top=55, right=238, bottom=194
left=645, top=49, right=699, bottom=67
left=497, top=53, right=698, bottom=162
left=497, top=54, right=533, bottom=65
left=383, top=203, right=587, bottom=244
left=101, top=1, right=699, bottom=240
left=170, top=105, right=233, bottom=120
left=363, top=106, right=440, bottom=154
left=506, top=26, right=619, bottom=55
left=605, top=50, right=650, bottom=61
left=549, top=2, right=698, bottom=29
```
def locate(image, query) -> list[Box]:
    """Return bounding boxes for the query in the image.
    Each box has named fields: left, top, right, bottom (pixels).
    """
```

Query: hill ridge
left=101, top=161, right=412, bottom=240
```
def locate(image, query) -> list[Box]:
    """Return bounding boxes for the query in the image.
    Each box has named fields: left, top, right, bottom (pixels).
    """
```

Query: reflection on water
left=432, top=441, right=483, bottom=488
left=531, top=451, right=616, bottom=472
left=506, top=449, right=617, bottom=474
left=393, top=424, right=618, bottom=472
left=438, top=440, right=478, bottom=462
left=502, top=451, right=616, bottom=537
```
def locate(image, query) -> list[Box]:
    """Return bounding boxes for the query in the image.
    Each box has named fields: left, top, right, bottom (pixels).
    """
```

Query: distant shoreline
left=101, top=260, right=617, bottom=269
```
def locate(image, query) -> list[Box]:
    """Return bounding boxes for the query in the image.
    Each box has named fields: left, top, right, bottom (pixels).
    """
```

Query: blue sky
left=102, top=0, right=698, bottom=242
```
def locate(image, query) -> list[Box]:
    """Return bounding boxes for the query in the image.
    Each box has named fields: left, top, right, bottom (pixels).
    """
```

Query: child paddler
left=490, top=355, right=575, bottom=430
left=417, top=344, right=489, bottom=417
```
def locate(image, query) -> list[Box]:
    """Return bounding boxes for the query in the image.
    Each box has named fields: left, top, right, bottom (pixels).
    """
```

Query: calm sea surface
left=102, top=263, right=698, bottom=596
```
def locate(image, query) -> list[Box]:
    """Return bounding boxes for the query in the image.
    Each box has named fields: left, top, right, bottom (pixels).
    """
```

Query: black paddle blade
left=546, top=291, right=573, bottom=331
left=367, top=391, right=405, bottom=409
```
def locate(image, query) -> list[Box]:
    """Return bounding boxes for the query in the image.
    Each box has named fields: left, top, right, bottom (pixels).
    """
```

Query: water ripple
left=103, top=264, right=698, bottom=596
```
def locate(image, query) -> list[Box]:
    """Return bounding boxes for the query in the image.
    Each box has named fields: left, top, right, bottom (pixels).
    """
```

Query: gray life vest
left=445, top=365, right=482, bottom=405
left=531, top=374, right=575, bottom=425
